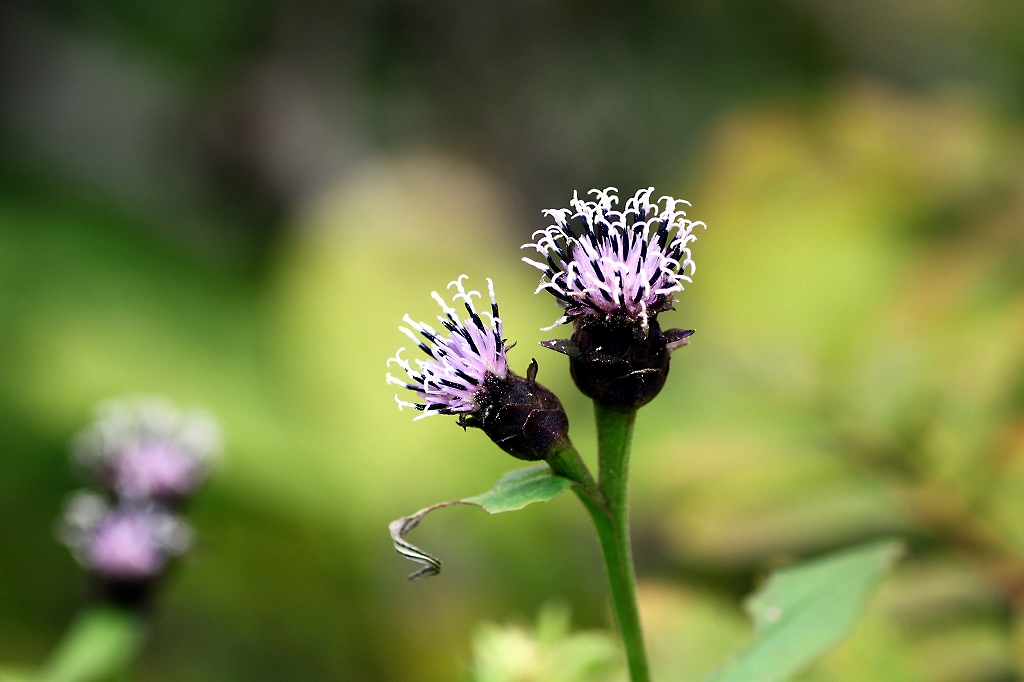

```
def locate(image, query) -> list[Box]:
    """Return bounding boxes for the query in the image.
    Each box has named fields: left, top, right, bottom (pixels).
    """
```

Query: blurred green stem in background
left=591, top=406, right=648, bottom=682
left=38, top=606, right=144, bottom=682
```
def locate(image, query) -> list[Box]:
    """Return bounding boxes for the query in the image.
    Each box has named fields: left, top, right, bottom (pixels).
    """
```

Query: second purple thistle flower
left=387, top=276, right=570, bottom=461
left=387, top=276, right=508, bottom=419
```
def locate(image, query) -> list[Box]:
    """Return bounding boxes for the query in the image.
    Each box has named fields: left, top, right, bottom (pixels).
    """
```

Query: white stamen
left=395, top=396, right=420, bottom=411
left=540, top=316, right=569, bottom=331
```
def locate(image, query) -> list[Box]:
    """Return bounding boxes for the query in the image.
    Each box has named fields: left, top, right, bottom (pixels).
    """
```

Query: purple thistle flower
left=387, top=275, right=509, bottom=419
left=387, top=276, right=570, bottom=461
left=74, top=397, right=220, bottom=503
left=522, top=187, right=705, bottom=333
left=59, top=492, right=192, bottom=582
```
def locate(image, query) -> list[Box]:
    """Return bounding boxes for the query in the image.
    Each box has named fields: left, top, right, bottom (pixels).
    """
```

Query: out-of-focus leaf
left=469, top=603, right=622, bottom=682
left=705, top=540, right=902, bottom=682
left=390, top=464, right=572, bottom=579
left=639, top=582, right=748, bottom=682
left=38, top=607, right=144, bottom=682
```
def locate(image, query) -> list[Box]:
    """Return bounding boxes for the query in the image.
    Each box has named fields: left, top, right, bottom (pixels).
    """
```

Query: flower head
left=59, top=492, right=192, bottom=582
left=387, top=276, right=570, bottom=461
left=74, top=397, right=220, bottom=503
left=387, top=275, right=508, bottom=419
left=522, top=187, right=705, bottom=332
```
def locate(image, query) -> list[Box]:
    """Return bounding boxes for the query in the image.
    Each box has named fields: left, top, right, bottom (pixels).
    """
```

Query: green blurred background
left=3, top=1, right=1024, bottom=680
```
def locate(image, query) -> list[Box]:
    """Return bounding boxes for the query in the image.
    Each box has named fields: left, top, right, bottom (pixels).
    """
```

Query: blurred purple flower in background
left=56, top=396, right=219, bottom=605
left=73, top=397, right=220, bottom=504
left=59, top=492, right=192, bottom=582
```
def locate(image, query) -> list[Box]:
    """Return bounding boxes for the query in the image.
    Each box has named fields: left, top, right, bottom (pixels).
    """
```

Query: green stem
left=547, top=441, right=603, bottom=506
left=39, top=605, right=145, bottom=682
left=592, top=404, right=649, bottom=682
left=546, top=412, right=650, bottom=681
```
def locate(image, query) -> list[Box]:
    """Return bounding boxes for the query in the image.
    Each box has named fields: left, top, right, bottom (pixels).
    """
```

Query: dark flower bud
left=543, top=316, right=693, bottom=412
left=459, top=359, right=570, bottom=461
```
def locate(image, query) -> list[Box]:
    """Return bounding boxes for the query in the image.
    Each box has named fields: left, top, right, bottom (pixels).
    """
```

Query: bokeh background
left=3, top=1, right=1024, bottom=681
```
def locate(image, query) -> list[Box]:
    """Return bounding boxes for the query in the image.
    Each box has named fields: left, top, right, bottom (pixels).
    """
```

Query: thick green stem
left=593, top=404, right=649, bottom=682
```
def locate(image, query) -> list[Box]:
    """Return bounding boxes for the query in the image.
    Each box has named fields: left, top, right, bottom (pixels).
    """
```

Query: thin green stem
left=547, top=441, right=603, bottom=507
left=547, top=412, right=649, bottom=681
left=593, top=404, right=649, bottom=682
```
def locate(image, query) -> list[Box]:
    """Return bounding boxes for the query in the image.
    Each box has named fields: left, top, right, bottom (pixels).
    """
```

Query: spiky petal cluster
left=522, top=187, right=705, bottom=332
left=59, top=492, right=192, bottom=581
left=74, top=397, right=220, bottom=502
left=387, top=276, right=508, bottom=419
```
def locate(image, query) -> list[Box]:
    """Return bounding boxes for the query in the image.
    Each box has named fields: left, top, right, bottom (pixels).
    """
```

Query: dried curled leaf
left=389, top=464, right=572, bottom=580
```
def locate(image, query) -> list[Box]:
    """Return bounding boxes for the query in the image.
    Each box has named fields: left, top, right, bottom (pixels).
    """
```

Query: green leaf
left=38, top=607, right=145, bottom=682
left=463, top=464, right=573, bottom=513
left=390, top=464, right=573, bottom=579
left=704, top=540, right=903, bottom=682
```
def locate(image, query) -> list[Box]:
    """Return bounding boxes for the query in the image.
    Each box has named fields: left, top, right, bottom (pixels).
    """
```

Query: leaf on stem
left=704, top=539, right=903, bottom=682
left=390, top=464, right=572, bottom=580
